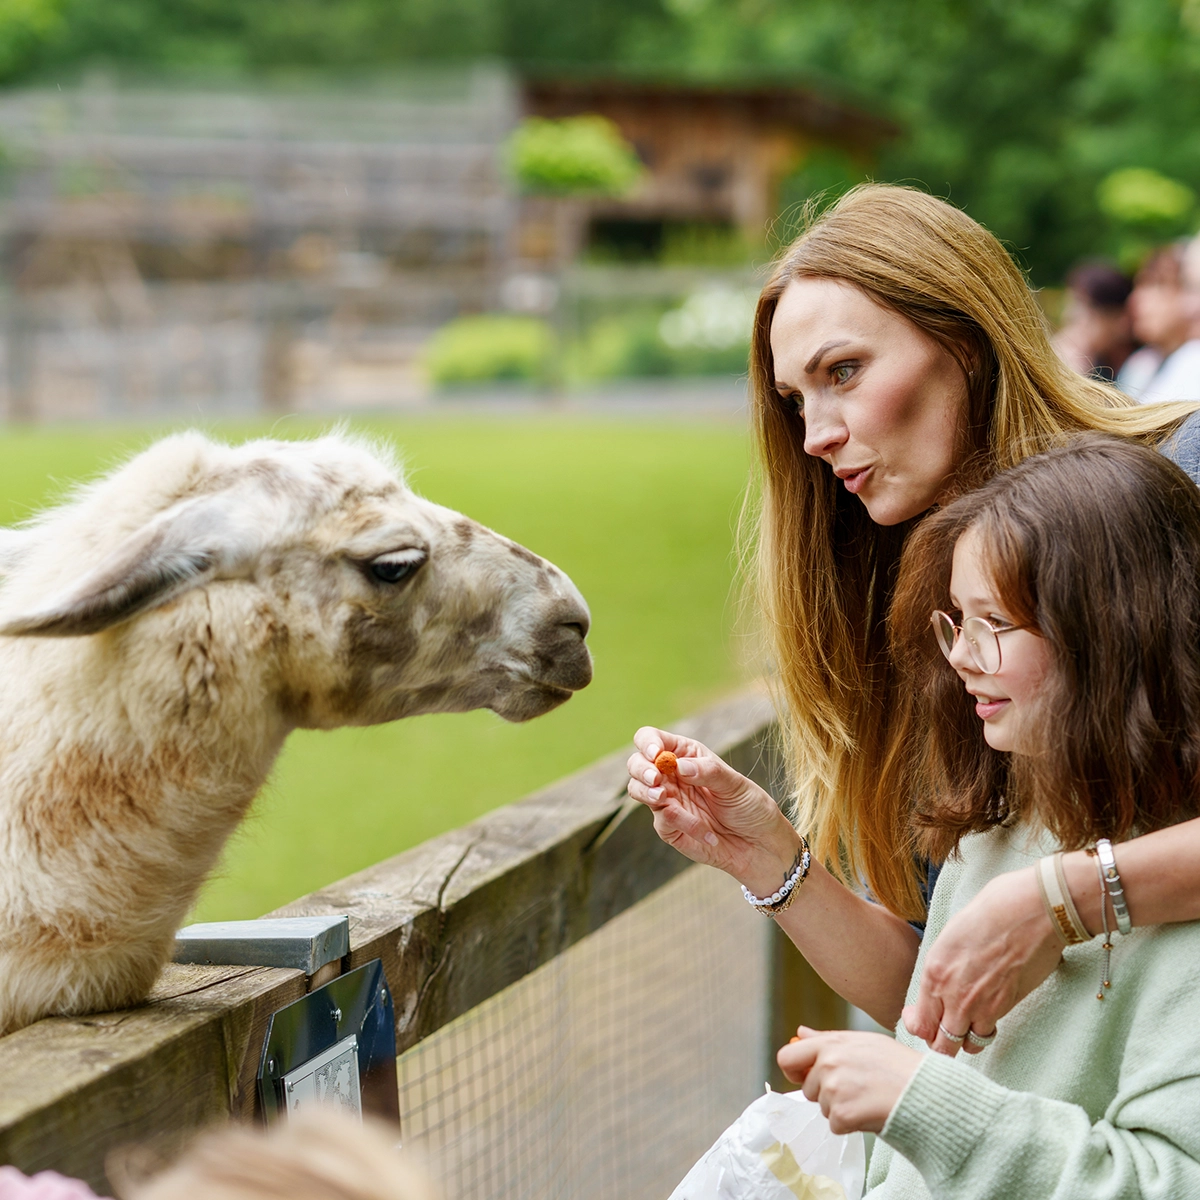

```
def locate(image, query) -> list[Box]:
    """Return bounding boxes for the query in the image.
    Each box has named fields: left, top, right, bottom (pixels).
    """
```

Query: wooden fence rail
left=0, top=684, right=842, bottom=1193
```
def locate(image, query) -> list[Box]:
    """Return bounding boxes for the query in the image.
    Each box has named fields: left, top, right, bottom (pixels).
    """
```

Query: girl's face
left=770, top=277, right=968, bottom=526
left=947, top=526, right=1052, bottom=753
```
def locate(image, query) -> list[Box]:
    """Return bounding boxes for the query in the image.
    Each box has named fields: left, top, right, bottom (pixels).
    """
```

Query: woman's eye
left=831, top=364, right=855, bottom=385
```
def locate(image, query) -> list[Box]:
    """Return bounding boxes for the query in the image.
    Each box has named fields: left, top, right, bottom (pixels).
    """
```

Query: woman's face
left=770, top=277, right=969, bottom=526
left=946, top=526, right=1052, bottom=754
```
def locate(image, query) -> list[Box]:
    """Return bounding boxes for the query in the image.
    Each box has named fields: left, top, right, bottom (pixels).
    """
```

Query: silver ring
left=938, top=1023, right=966, bottom=1044
left=966, top=1028, right=997, bottom=1048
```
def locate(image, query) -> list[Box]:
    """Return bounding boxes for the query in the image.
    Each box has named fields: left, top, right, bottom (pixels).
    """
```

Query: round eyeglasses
left=930, top=610, right=1028, bottom=675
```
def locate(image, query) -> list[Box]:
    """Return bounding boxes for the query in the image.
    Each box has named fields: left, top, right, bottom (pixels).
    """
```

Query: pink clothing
left=0, top=1167, right=100, bottom=1200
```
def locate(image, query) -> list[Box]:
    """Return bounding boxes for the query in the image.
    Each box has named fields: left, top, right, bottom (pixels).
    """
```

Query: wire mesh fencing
left=396, top=864, right=770, bottom=1200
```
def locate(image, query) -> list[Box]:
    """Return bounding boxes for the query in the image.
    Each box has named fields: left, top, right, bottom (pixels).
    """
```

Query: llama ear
left=0, top=494, right=265, bottom=638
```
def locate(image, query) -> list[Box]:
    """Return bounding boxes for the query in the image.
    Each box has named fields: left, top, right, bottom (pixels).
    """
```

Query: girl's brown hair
left=749, top=184, right=1200, bottom=919
left=888, top=435, right=1200, bottom=856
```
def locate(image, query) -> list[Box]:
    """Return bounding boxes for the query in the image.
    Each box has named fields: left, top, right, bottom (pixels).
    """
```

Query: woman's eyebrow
left=805, top=339, right=852, bottom=374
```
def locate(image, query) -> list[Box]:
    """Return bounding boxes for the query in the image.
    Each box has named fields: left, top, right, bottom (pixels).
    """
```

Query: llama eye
left=367, top=550, right=426, bottom=585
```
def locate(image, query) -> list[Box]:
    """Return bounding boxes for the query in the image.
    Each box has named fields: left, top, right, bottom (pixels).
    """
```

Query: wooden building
left=518, top=78, right=898, bottom=265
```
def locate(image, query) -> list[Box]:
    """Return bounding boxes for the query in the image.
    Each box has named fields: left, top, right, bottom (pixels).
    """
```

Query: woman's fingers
left=900, top=995, right=942, bottom=1045
left=775, top=1026, right=821, bottom=1084
left=927, top=1009, right=970, bottom=1058
left=961, top=1024, right=999, bottom=1056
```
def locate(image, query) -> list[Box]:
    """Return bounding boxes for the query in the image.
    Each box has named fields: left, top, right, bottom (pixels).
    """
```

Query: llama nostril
left=563, top=620, right=588, bottom=640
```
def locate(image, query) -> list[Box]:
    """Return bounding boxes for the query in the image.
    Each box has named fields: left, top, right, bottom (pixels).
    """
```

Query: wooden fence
left=0, top=684, right=844, bottom=1193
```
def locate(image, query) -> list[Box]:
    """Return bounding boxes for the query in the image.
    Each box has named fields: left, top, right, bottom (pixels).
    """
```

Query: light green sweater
left=866, top=823, right=1200, bottom=1199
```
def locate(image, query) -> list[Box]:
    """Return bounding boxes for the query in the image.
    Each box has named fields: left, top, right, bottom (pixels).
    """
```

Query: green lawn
left=0, top=416, right=753, bottom=920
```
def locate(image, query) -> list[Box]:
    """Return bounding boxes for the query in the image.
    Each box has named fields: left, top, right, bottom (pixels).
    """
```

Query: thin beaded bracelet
left=741, top=835, right=812, bottom=916
left=1088, top=848, right=1115, bottom=999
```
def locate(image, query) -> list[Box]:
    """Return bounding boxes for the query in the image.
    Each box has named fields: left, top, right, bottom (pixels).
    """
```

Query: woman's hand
left=902, top=866, right=1064, bottom=1057
left=776, top=1027, right=923, bottom=1135
left=626, top=726, right=800, bottom=894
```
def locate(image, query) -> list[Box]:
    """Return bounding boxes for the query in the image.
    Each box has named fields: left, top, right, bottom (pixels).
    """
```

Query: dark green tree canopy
left=7, top=0, right=1200, bottom=282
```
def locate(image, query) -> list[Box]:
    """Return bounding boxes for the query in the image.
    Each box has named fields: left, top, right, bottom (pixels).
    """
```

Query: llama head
left=0, top=431, right=592, bottom=725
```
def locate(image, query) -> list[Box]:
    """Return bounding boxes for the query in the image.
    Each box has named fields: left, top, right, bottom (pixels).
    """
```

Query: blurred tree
left=13, top=0, right=1200, bottom=282
left=618, top=0, right=1200, bottom=281
left=0, top=0, right=62, bottom=80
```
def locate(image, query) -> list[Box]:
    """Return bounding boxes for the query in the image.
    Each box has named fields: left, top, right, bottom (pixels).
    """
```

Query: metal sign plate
left=257, top=958, right=399, bottom=1126
left=283, top=1033, right=362, bottom=1119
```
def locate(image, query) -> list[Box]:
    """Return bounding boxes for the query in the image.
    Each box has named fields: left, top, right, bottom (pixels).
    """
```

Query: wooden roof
left=522, top=77, right=899, bottom=155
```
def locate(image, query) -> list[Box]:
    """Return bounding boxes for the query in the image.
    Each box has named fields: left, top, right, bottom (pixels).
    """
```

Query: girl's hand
left=901, top=866, right=1064, bottom=1057
left=626, top=726, right=800, bottom=895
left=776, top=1027, right=923, bottom=1135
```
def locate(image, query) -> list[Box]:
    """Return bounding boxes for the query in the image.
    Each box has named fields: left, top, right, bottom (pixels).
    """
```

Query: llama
left=0, top=430, right=592, bottom=1035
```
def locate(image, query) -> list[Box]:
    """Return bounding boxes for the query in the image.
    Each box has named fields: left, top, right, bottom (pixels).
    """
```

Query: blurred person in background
left=0, top=1115, right=434, bottom=1200
left=1118, top=242, right=1200, bottom=403
left=1051, top=260, right=1133, bottom=381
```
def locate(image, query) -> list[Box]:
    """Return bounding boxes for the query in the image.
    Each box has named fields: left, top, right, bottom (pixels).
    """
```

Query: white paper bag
left=668, top=1087, right=866, bottom=1200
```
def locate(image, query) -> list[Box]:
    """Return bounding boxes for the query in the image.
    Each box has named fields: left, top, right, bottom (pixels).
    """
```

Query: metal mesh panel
left=397, top=865, right=769, bottom=1200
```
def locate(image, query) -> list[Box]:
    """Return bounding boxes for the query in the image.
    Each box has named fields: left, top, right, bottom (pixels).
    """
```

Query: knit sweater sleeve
left=879, top=1050, right=1200, bottom=1200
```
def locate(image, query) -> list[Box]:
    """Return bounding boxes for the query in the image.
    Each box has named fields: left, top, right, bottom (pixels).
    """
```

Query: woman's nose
left=801, top=397, right=849, bottom=458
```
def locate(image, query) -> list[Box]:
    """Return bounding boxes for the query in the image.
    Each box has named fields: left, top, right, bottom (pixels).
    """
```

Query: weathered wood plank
left=0, top=684, right=780, bottom=1190
left=0, top=965, right=305, bottom=1193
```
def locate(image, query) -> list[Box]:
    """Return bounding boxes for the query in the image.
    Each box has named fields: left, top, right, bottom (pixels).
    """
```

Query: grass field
left=0, top=415, right=754, bottom=920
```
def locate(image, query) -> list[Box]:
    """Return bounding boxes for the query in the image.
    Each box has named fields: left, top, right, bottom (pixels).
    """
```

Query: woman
left=626, top=184, right=1200, bottom=1043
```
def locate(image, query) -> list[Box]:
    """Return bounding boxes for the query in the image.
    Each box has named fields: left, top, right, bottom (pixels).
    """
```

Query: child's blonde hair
left=118, top=1114, right=436, bottom=1200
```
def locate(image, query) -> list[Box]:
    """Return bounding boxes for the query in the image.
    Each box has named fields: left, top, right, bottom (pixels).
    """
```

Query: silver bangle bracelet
left=1094, top=838, right=1132, bottom=935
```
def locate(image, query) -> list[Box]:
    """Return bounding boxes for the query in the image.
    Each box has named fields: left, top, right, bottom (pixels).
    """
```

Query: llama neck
left=0, top=590, right=291, bottom=934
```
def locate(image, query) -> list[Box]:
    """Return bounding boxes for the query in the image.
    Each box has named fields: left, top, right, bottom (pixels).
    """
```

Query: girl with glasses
left=784, top=434, right=1200, bottom=1196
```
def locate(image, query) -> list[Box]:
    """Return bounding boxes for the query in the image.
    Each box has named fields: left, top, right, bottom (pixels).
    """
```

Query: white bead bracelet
left=741, top=836, right=812, bottom=915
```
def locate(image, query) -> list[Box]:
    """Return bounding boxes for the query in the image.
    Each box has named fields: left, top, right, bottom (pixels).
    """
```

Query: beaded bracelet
left=741, top=835, right=812, bottom=916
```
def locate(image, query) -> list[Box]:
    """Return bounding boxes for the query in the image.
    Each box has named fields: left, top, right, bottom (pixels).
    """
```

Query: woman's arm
left=905, top=815, right=1200, bottom=1054
left=627, top=727, right=919, bottom=1028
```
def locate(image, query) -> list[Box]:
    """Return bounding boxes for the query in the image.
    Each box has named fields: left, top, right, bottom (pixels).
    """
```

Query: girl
left=628, top=184, right=1200, bottom=1043
left=775, top=435, right=1200, bottom=1197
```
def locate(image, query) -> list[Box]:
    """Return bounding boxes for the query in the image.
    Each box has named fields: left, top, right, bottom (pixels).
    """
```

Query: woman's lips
left=975, top=699, right=1010, bottom=720
left=841, top=467, right=871, bottom=494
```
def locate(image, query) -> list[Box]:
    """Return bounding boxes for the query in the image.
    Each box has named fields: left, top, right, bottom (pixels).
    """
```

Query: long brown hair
left=889, top=435, right=1200, bottom=858
left=749, top=184, right=1200, bottom=919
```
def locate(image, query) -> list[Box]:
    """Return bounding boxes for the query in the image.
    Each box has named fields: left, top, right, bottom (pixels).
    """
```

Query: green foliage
left=506, top=115, right=642, bottom=197
left=774, top=148, right=870, bottom=248
left=0, top=0, right=62, bottom=80
left=0, top=418, right=750, bottom=919
left=615, top=0, right=1200, bottom=283
left=1094, top=166, right=1198, bottom=272
left=424, top=313, right=553, bottom=388
left=659, top=222, right=757, bottom=267
left=1097, top=167, right=1196, bottom=228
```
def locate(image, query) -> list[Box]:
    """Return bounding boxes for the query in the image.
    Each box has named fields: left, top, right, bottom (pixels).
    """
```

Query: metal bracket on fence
left=172, top=915, right=350, bottom=986
left=257, top=958, right=399, bottom=1127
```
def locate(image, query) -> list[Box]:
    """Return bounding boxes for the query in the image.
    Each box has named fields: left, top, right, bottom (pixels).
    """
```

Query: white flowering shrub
left=658, top=286, right=757, bottom=352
